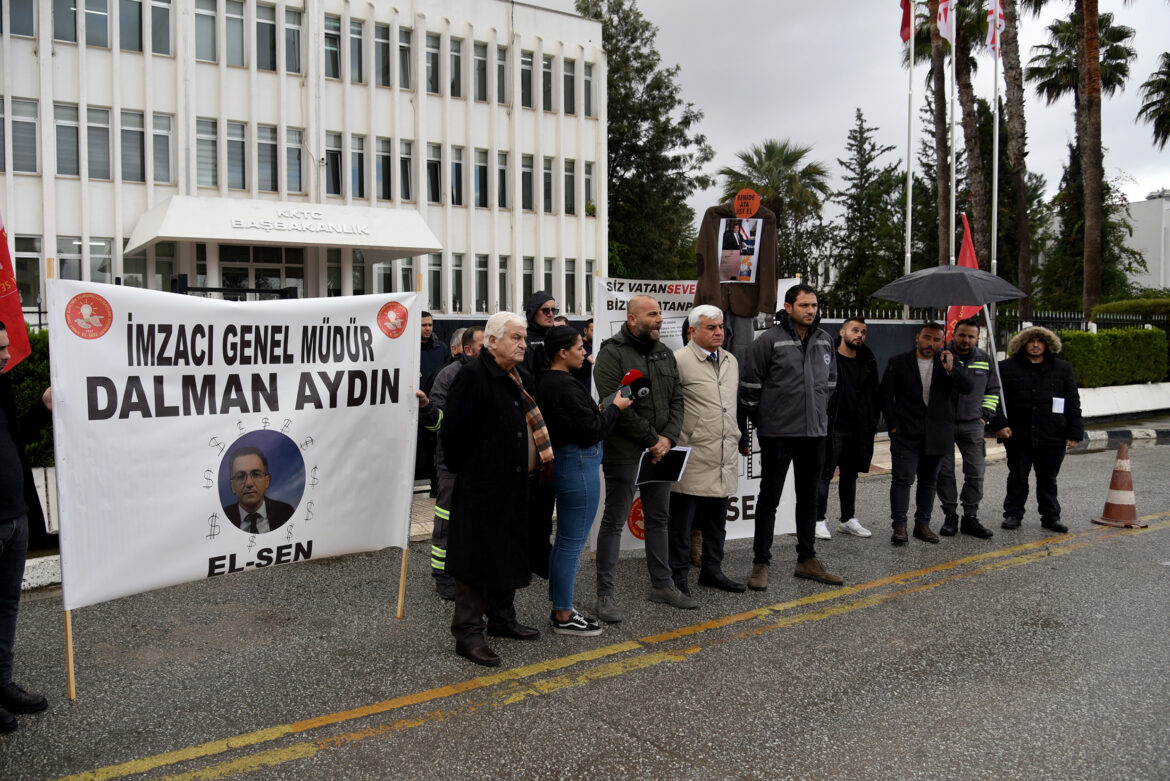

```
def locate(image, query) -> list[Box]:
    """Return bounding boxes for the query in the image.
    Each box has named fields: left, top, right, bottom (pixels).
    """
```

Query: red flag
left=946, top=214, right=982, bottom=341
left=0, top=211, right=32, bottom=372
left=900, top=0, right=914, bottom=42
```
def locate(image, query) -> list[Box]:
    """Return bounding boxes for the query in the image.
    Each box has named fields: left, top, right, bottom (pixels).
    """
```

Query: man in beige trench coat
left=667, top=305, right=749, bottom=597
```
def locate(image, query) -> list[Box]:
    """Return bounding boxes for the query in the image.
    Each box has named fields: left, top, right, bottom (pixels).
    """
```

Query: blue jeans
left=549, top=444, right=603, bottom=611
left=0, top=513, right=29, bottom=685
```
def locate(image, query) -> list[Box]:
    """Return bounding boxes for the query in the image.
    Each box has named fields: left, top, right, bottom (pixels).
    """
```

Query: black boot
left=960, top=514, right=994, bottom=539
left=940, top=513, right=959, bottom=536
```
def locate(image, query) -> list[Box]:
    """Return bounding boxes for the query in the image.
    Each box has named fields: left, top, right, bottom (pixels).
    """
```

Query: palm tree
left=1138, top=52, right=1170, bottom=150
left=926, top=0, right=951, bottom=267
left=1000, top=0, right=1035, bottom=316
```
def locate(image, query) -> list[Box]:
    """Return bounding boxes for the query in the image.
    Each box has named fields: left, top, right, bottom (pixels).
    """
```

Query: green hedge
left=1091, top=298, right=1170, bottom=379
left=1058, top=328, right=1169, bottom=388
left=7, top=328, right=54, bottom=466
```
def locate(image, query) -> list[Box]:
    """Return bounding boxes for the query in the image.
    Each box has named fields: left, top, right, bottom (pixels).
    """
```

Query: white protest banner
left=48, top=280, right=420, bottom=610
left=591, top=277, right=794, bottom=552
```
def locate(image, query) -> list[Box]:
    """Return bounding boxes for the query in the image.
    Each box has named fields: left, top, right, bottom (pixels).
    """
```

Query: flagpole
left=904, top=4, right=915, bottom=320
left=990, top=19, right=1000, bottom=279
left=948, top=1, right=957, bottom=265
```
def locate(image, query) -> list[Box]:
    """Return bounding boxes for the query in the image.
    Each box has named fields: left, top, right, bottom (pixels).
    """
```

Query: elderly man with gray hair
left=668, top=305, right=749, bottom=596
left=441, top=311, right=550, bottom=667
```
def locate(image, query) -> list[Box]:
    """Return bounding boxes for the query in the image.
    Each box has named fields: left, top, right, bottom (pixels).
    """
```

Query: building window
left=585, top=259, right=594, bottom=312
left=376, top=137, right=392, bottom=200
left=284, top=10, right=301, bottom=73
left=520, top=50, right=533, bottom=108
left=497, top=152, right=508, bottom=209
left=584, top=162, right=594, bottom=214
left=375, top=24, right=391, bottom=86
left=14, top=237, right=43, bottom=311
left=426, top=143, right=441, bottom=204
left=326, top=247, right=342, bottom=297
left=286, top=127, right=303, bottom=192
left=398, top=29, right=412, bottom=90
left=497, top=45, right=508, bottom=104
left=195, top=0, right=215, bottom=62
left=256, top=4, right=276, bottom=71
left=153, top=241, right=175, bottom=291
left=543, top=157, right=553, bottom=214
left=399, top=257, right=413, bottom=292
left=121, top=110, right=145, bottom=182
left=196, top=118, right=216, bottom=186
left=55, top=104, right=80, bottom=176
left=351, top=135, right=365, bottom=198
left=225, top=0, right=244, bottom=66
left=325, top=131, right=342, bottom=195
left=452, top=253, right=465, bottom=313
left=564, top=159, right=576, bottom=215
left=90, top=238, right=113, bottom=283
left=54, top=0, right=77, bottom=42
left=87, top=107, right=111, bottom=180
left=565, top=259, right=577, bottom=313
left=120, top=0, right=142, bottom=52
left=425, top=34, right=440, bottom=94
left=543, top=257, right=554, bottom=294
left=563, top=59, right=575, bottom=115
left=474, top=149, right=488, bottom=208
left=257, top=124, right=277, bottom=192
left=450, top=37, right=463, bottom=97
left=475, top=254, right=489, bottom=313
left=584, top=63, right=594, bottom=117
left=58, top=237, right=83, bottom=281
left=473, top=42, right=487, bottom=101
left=350, top=19, right=364, bottom=83
left=10, top=100, right=38, bottom=173
left=226, top=121, right=245, bottom=189
left=522, top=257, right=534, bottom=303
left=152, top=113, right=172, bottom=183
left=400, top=140, right=413, bottom=200
left=542, top=54, right=553, bottom=111
left=86, top=0, right=109, bottom=48
left=123, top=243, right=146, bottom=288
left=450, top=146, right=464, bottom=206
left=6, top=1, right=35, bottom=37
left=427, top=253, right=442, bottom=311
left=324, top=15, right=341, bottom=79
left=521, top=155, right=534, bottom=211
left=498, top=255, right=509, bottom=311
left=352, top=250, right=366, bottom=296
left=151, top=0, right=170, bottom=55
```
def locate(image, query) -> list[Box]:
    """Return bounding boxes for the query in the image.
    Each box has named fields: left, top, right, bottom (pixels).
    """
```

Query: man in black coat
left=815, top=317, right=882, bottom=540
left=882, top=322, right=972, bottom=545
left=992, top=326, right=1084, bottom=533
left=441, top=312, right=548, bottom=667
left=0, top=321, right=50, bottom=732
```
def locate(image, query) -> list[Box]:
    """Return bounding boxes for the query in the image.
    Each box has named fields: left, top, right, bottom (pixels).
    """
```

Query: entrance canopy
left=125, top=195, right=442, bottom=259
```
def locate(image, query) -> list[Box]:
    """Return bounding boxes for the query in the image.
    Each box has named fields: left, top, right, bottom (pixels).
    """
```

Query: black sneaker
left=550, top=609, right=603, bottom=637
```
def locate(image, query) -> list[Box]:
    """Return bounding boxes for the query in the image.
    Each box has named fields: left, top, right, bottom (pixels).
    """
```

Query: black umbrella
left=870, top=265, right=1026, bottom=308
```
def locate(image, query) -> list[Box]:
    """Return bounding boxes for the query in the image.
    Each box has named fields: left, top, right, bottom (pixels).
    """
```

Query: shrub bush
left=8, top=327, right=54, bottom=466
left=1058, top=328, right=1169, bottom=388
left=1091, top=298, right=1170, bottom=379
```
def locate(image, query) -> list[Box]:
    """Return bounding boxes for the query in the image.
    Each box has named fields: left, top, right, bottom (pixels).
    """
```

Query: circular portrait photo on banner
left=217, top=430, right=306, bottom=534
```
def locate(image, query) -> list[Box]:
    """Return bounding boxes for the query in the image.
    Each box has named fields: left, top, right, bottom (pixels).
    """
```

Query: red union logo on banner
left=377, top=301, right=409, bottom=339
left=64, top=292, right=113, bottom=340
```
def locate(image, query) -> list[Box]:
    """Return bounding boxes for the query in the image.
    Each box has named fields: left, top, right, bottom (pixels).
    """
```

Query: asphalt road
left=3, top=442, right=1169, bottom=781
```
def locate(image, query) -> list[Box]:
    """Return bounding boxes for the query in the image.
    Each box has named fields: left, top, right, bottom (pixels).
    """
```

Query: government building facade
left=1, top=0, right=607, bottom=320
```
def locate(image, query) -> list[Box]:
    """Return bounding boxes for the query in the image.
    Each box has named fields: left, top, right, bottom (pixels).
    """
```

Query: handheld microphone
left=619, top=369, right=652, bottom=399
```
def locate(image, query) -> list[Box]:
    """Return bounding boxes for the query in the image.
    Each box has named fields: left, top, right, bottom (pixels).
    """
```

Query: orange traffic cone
left=1092, top=443, right=1148, bottom=529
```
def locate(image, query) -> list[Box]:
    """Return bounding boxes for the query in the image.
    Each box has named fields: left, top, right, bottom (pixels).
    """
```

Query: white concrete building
left=1, top=0, right=606, bottom=320
left=1126, top=189, right=1170, bottom=290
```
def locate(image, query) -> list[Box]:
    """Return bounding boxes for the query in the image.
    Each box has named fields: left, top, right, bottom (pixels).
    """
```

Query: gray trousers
left=722, top=311, right=756, bottom=365
left=595, top=461, right=673, bottom=596
left=936, top=418, right=987, bottom=517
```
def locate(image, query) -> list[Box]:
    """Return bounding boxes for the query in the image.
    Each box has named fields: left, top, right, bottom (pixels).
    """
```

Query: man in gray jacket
left=739, top=284, right=842, bottom=590
left=936, top=318, right=998, bottom=539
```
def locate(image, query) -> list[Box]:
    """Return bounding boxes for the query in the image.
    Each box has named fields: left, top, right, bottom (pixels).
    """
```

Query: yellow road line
left=60, top=515, right=1170, bottom=781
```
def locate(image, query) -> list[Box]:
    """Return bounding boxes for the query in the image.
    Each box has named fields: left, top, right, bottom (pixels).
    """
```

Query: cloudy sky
left=535, top=0, right=1170, bottom=224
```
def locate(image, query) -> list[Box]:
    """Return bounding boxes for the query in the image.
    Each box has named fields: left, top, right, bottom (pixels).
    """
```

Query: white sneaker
left=815, top=520, right=831, bottom=540
left=839, top=518, right=872, bottom=538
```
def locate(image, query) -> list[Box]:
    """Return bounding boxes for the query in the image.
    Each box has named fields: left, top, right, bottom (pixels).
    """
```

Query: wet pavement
left=3, top=441, right=1169, bottom=780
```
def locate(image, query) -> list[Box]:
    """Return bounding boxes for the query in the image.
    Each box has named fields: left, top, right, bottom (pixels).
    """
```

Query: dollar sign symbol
left=285, top=525, right=295, bottom=542
left=203, top=469, right=214, bottom=488
left=246, top=535, right=257, bottom=552
left=238, top=420, right=246, bottom=434
left=206, top=513, right=220, bottom=539
left=309, top=466, right=319, bottom=489
left=300, top=435, right=314, bottom=451
left=281, top=419, right=292, bottom=434
left=261, top=417, right=270, bottom=429
left=209, top=436, right=225, bottom=456
left=304, top=500, right=314, bottom=522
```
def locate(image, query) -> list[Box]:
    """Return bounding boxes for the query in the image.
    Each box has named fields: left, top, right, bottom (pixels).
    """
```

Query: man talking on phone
left=881, top=321, right=972, bottom=546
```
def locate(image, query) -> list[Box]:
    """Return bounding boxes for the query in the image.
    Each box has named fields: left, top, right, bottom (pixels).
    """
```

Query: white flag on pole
left=938, top=0, right=955, bottom=44
left=986, top=0, right=1005, bottom=55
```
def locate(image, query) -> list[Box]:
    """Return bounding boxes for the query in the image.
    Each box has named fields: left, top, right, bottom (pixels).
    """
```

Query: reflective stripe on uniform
left=431, top=544, right=447, bottom=570
left=424, top=408, right=443, bottom=432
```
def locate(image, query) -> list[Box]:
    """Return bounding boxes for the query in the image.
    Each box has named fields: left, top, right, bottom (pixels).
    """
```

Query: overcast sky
left=535, top=0, right=1170, bottom=225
